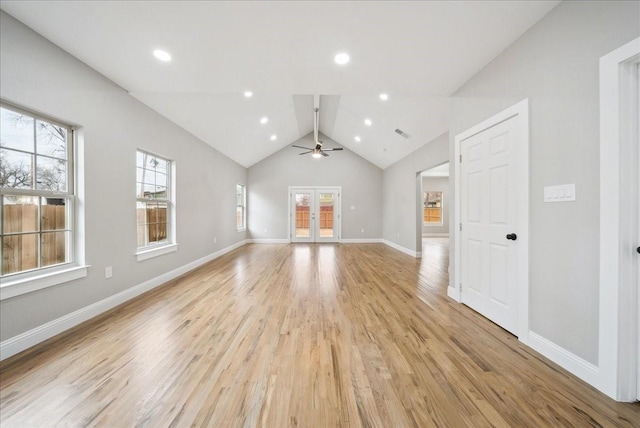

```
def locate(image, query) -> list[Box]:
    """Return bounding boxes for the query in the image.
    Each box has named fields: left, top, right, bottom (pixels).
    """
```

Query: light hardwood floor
left=1, top=241, right=639, bottom=427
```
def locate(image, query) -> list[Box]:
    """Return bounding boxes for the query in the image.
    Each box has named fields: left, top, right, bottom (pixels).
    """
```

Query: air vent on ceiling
left=394, top=128, right=411, bottom=139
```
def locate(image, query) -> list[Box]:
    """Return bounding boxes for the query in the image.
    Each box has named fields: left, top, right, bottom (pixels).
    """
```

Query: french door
left=290, top=187, right=340, bottom=243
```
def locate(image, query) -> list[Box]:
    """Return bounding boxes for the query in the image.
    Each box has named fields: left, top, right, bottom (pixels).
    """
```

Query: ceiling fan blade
left=324, top=148, right=344, bottom=151
left=321, top=151, right=329, bottom=157
left=292, top=145, right=312, bottom=150
left=299, top=151, right=312, bottom=155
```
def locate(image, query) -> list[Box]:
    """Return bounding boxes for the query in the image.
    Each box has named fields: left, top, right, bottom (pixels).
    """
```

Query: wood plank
left=1, top=240, right=639, bottom=427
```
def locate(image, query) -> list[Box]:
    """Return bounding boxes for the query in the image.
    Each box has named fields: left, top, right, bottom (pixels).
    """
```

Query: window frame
left=0, top=101, right=87, bottom=299
left=135, top=149, right=177, bottom=261
left=236, top=183, right=246, bottom=231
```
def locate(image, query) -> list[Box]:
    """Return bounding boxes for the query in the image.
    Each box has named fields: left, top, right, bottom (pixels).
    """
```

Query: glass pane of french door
left=318, top=193, right=334, bottom=238
left=294, top=192, right=311, bottom=238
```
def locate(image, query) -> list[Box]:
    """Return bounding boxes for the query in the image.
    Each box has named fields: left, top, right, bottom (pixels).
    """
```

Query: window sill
left=423, top=223, right=444, bottom=227
left=136, top=243, right=178, bottom=261
left=0, top=265, right=89, bottom=301
left=237, top=228, right=246, bottom=232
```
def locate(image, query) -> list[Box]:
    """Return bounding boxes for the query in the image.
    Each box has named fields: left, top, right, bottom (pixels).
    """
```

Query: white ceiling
left=0, top=1, right=560, bottom=168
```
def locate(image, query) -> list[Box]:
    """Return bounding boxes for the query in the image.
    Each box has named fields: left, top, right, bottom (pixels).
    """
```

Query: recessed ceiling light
left=260, top=117, right=268, bottom=124
left=244, top=91, right=253, bottom=98
left=270, top=134, right=277, bottom=141
left=153, top=49, right=172, bottom=62
left=354, top=136, right=361, bottom=142
left=334, top=52, right=350, bottom=65
left=364, top=118, right=372, bottom=126
left=379, top=93, right=389, bottom=101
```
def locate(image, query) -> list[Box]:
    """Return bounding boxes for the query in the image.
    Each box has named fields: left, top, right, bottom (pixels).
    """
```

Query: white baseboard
left=527, top=331, right=600, bottom=390
left=0, top=239, right=249, bottom=361
left=247, top=239, right=289, bottom=244
left=340, top=239, right=384, bottom=244
left=447, top=286, right=461, bottom=301
left=382, top=239, right=420, bottom=258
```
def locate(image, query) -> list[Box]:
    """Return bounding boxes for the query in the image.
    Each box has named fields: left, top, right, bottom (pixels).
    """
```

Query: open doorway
left=417, top=162, right=450, bottom=278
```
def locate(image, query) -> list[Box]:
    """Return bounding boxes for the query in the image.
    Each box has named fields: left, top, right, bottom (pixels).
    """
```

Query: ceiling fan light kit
left=292, top=104, right=344, bottom=158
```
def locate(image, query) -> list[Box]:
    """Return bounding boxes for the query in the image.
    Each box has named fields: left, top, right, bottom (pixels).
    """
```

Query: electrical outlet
left=214, top=236, right=217, bottom=243
left=361, top=228, right=365, bottom=233
left=105, top=266, right=112, bottom=279
left=396, top=232, right=400, bottom=238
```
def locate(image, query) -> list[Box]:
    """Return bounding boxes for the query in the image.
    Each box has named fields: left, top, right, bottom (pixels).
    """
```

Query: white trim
left=0, top=265, right=89, bottom=301
left=248, top=239, right=385, bottom=244
left=447, top=286, right=460, bottom=301
left=422, top=233, right=450, bottom=238
left=0, top=239, right=248, bottom=361
left=421, top=172, right=449, bottom=178
left=527, top=332, right=600, bottom=389
left=599, top=37, right=640, bottom=402
left=247, top=239, right=289, bottom=244
left=136, top=243, right=178, bottom=261
left=382, top=239, right=420, bottom=258
left=453, top=99, right=530, bottom=343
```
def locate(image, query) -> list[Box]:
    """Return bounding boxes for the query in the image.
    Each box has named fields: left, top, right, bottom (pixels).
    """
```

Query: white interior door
left=636, top=63, right=640, bottom=401
left=290, top=187, right=340, bottom=243
left=460, top=116, right=521, bottom=335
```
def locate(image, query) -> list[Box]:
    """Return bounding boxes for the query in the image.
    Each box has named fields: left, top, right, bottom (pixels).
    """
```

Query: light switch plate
left=544, top=184, right=576, bottom=202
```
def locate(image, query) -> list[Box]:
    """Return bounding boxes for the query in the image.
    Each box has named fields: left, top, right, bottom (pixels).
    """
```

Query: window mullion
left=0, top=197, right=3, bottom=276
left=37, top=197, right=42, bottom=269
left=32, top=116, right=37, bottom=191
left=0, top=189, right=72, bottom=198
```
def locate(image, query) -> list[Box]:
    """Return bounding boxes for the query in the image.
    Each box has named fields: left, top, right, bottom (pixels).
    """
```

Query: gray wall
left=0, top=12, right=247, bottom=341
left=421, top=176, right=450, bottom=235
left=382, top=132, right=450, bottom=252
left=247, top=133, right=382, bottom=241
left=449, top=0, right=640, bottom=364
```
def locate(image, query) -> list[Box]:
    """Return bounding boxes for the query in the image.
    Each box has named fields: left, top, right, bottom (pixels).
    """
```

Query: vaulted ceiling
left=0, top=1, right=560, bottom=168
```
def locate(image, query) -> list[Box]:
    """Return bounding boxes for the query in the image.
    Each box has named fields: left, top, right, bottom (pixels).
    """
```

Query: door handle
left=637, top=246, right=639, bottom=254
left=506, top=233, right=517, bottom=241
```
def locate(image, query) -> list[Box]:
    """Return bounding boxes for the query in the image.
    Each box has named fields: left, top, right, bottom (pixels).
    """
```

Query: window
left=1, top=103, right=76, bottom=279
left=423, top=191, right=443, bottom=225
left=136, top=150, right=175, bottom=259
left=236, top=184, right=246, bottom=230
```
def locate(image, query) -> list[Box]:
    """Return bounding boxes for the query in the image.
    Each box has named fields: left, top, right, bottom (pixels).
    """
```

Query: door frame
left=599, top=37, right=640, bottom=402
left=288, top=186, right=341, bottom=243
left=450, top=98, right=530, bottom=342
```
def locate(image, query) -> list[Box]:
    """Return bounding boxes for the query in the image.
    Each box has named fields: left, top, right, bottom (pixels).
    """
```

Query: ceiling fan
left=292, top=106, right=343, bottom=158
